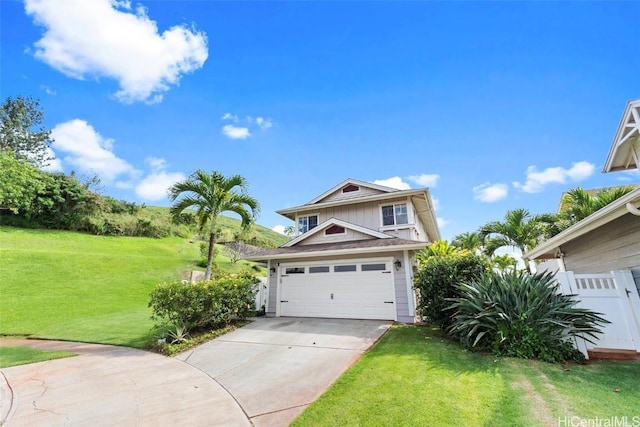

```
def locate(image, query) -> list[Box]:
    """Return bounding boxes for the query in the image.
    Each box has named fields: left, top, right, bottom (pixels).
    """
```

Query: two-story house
left=245, top=179, right=441, bottom=323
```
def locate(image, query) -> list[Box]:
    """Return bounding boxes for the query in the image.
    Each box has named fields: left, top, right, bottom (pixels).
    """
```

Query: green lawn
left=0, top=226, right=203, bottom=347
left=0, top=346, right=76, bottom=368
left=294, top=326, right=640, bottom=427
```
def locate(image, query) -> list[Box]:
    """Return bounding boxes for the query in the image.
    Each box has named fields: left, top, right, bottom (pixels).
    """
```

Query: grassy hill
left=0, top=224, right=275, bottom=348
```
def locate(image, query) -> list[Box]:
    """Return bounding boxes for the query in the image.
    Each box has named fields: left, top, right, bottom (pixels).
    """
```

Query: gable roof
left=524, top=188, right=640, bottom=260
left=603, top=98, right=640, bottom=173
left=306, top=178, right=399, bottom=204
left=282, top=218, right=392, bottom=247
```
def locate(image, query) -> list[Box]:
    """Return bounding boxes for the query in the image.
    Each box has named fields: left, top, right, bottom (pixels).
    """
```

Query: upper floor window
left=381, top=204, right=408, bottom=226
left=298, top=215, right=318, bottom=234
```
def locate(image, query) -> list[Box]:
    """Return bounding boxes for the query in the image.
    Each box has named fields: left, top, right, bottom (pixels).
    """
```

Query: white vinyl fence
left=555, top=270, right=640, bottom=358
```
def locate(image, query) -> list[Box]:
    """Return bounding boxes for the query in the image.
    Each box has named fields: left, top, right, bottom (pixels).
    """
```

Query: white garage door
left=279, top=259, right=396, bottom=320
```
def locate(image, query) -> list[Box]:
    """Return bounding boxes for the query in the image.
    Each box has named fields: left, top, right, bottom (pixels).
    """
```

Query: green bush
left=148, top=271, right=259, bottom=334
left=447, top=270, right=609, bottom=363
left=413, top=253, right=488, bottom=329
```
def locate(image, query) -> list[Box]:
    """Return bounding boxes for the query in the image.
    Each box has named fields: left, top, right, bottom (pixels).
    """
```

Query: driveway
left=0, top=318, right=390, bottom=426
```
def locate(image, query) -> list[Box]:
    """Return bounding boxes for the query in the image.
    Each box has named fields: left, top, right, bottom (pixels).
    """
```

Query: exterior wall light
left=394, top=259, right=402, bottom=271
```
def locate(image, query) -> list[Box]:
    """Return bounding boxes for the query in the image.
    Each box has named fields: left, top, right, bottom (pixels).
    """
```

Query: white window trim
left=324, top=225, right=347, bottom=236
left=378, top=200, right=415, bottom=228
left=295, top=212, right=319, bottom=236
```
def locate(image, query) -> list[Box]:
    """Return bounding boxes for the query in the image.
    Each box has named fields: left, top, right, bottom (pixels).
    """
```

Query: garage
left=278, top=258, right=396, bottom=320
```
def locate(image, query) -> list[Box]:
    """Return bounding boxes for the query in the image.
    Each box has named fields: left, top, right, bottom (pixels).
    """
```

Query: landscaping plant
left=414, top=247, right=489, bottom=329
left=148, top=271, right=259, bottom=337
left=447, top=270, right=609, bottom=362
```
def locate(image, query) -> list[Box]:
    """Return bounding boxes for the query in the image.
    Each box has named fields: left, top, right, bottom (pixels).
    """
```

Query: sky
left=2, top=0, right=639, bottom=241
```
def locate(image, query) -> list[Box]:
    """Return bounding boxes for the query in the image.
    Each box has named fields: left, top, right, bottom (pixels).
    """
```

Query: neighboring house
left=524, top=99, right=640, bottom=358
left=524, top=98, right=640, bottom=290
left=244, top=179, right=441, bottom=323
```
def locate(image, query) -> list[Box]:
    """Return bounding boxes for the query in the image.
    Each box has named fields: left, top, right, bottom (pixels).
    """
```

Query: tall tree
left=451, top=231, right=483, bottom=252
left=0, top=96, right=53, bottom=167
left=0, top=151, right=45, bottom=214
left=479, top=208, right=555, bottom=273
left=169, top=170, right=260, bottom=280
left=558, top=186, right=635, bottom=227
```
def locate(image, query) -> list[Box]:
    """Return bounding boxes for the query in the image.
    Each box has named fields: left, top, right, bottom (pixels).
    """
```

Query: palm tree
left=451, top=231, right=483, bottom=252
left=479, top=208, right=555, bottom=273
left=169, top=170, right=260, bottom=280
left=559, top=186, right=635, bottom=227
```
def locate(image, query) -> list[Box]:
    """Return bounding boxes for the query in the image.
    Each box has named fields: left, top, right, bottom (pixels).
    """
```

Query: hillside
left=0, top=226, right=267, bottom=348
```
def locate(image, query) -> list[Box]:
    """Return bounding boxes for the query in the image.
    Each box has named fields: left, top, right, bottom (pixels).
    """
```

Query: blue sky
left=2, top=0, right=639, bottom=241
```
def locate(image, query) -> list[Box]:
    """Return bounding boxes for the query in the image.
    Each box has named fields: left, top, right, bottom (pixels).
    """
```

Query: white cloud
left=135, top=171, right=185, bottom=201
left=436, top=217, right=449, bottom=228
left=255, top=117, right=273, bottom=129
left=25, top=0, right=208, bottom=104
left=373, top=177, right=411, bottom=190
left=513, top=161, right=595, bottom=193
left=50, top=119, right=136, bottom=181
left=271, top=225, right=286, bottom=235
left=221, top=112, right=239, bottom=122
left=134, top=156, right=184, bottom=201
left=220, top=113, right=273, bottom=139
left=222, top=124, right=251, bottom=140
left=41, top=147, right=62, bottom=172
left=407, top=173, right=439, bottom=187
left=432, top=197, right=441, bottom=211
left=40, top=85, right=56, bottom=95
left=473, top=182, right=508, bottom=203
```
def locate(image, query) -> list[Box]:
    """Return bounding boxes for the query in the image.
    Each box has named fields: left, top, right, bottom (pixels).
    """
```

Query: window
left=381, top=204, right=409, bottom=226
left=285, top=267, right=305, bottom=274
left=309, top=266, right=330, bottom=273
left=361, top=263, right=386, bottom=271
left=342, top=184, right=360, bottom=193
left=334, top=265, right=357, bottom=272
left=325, top=225, right=346, bottom=235
left=297, top=215, right=318, bottom=234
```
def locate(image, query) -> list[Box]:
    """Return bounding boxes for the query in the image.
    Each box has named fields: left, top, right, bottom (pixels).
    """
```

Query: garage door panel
left=279, top=261, right=396, bottom=320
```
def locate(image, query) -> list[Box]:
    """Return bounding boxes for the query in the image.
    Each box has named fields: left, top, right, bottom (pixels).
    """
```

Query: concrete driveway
left=1, top=318, right=390, bottom=426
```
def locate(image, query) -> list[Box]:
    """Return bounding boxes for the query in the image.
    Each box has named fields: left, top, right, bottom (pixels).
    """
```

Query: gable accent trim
left=306, top=179, right=398, bottom=205
left=282, top=217, right=393, bottom=248
left=604, top=98, right=640, bottom=173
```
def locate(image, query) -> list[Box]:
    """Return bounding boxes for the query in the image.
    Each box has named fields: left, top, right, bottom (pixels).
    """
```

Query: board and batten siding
left=562, top=213, right=640, bottom=291
left=313, top=197, right=421, bottom=236
left=264, top=252, right=415, bottom=322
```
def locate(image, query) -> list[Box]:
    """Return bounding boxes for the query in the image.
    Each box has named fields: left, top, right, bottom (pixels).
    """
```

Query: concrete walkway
left=0, top=318, right=390, bottom=426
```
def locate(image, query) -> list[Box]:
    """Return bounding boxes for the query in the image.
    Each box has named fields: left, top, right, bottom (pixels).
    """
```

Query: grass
left=0, top=346, right=76, bottom=368
left=293, top=326, right=640, bottom=427
left=0, top=226, right=204, bottom=348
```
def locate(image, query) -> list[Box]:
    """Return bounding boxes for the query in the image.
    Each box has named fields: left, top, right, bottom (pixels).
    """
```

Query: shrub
left=447, top=270, right=609, bottom=363
left=413, top=252, right=489, bottom=329
left=148, top=271, right=259, bottom=334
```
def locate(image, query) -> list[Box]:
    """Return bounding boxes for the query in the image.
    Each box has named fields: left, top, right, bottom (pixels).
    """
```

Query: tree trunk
left=205, top=231, right=215, bottom=281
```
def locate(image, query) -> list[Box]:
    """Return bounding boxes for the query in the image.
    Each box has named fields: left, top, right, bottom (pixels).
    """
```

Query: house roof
left=524, top=188, right=640, bottom=260
left=305, top=178, right=399, bottom=204
left=603, top=98, right=640, bottom=173
left=276, top=180, right=441, bottom=242
left=282, top=217, right=392, bottom=248
left=243, top=237, right=430, bottom=261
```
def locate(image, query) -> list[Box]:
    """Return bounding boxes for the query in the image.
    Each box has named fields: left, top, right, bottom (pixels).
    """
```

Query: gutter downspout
left=626, top=202, right=640, bottom=216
